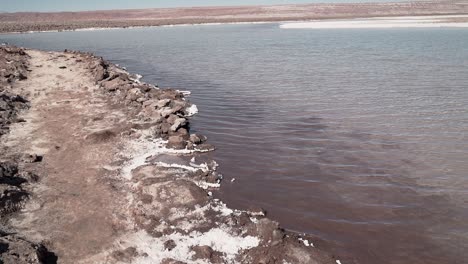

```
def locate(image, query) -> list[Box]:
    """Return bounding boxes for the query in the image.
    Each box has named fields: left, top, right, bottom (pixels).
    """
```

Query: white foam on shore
left=280, top=15, right=468, bottom=29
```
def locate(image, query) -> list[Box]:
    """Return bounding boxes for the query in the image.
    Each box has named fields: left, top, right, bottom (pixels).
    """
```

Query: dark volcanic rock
left=0, top=184, right=29, bottom=216
left=20, top=153, right=43, bottom=163
left=0, top=92, right=30, bottom=137
left=0, top=161, right=37, bottom=217
left=0, top=46, right=29, bottom=86
left=0, top=234, right=57, bottom=264
left=0, top=46, right=30, bottom=138
left=163, top=239, right=177, bottom=251
left=0, top=162, right=18, bottom=178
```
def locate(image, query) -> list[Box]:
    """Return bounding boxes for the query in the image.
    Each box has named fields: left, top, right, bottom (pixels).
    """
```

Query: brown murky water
left=2, top=24, right=468, bottom=263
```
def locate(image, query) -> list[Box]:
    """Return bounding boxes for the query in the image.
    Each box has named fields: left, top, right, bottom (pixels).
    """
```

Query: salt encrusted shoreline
left=0, top=46, right=339, bottom=263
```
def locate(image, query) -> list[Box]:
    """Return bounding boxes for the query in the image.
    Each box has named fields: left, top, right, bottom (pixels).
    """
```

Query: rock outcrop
left=66, top=49, right=213, bottom=152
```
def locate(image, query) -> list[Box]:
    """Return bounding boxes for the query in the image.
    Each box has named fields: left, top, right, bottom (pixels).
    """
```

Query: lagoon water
left=2, top=24, right=468, bottom=264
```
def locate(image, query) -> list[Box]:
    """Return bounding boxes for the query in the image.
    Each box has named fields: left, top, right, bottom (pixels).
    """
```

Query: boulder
left=189, top=134, right=207, bottom=145
left=170, top=118, right=187, bottom=132
left=101, top=76, right=130, bottom=92
left=126, top=88, right=143, bottom=102
left=160, top=122, right=171, bottom=135
left=172, top=128, right=189, bottom=140
left=93, top=66, right=107, bottom=82
left=166, top=135, right=187, bottom=150
left=101, top=78, right=124, bottom=92
left=156, top=99, right=171, bottom=109
left=158, top=89, right=183, bottom=100
left=163, top=240, right=177, bottom=251
left=158, top=107, right=176, bottom=118
left=192, top=245, right=213, bottom=260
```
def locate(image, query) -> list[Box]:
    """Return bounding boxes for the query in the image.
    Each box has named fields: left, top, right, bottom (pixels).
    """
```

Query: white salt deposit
left=120, top=134, right=210, bottom=180
left=121, top=133, right=214, bottom=180
left=185, top=104, right=199, bottom=117
left=298, top=237, right=314, bottom=247
left=178, top=90, right=192, bottom=95
left=196, top=181, right=221, bottom=190
left=130, top=74, right=143, bottom=84
left=125, top=227, right=259, bottom=264
left=280, top=15, right=468, bottom=29
left=120, top=138, right=165, bottom=180
left=155, top=161, right=200, bottom=172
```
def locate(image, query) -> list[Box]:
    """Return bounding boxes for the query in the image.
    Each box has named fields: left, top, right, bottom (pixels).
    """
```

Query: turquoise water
left=2, top=24, right=468, bottom=264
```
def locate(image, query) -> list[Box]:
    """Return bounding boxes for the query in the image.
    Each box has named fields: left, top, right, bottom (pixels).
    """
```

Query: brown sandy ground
left=0, top=45, right=57, bottom=263
left=0, top=46, right=339, bottom=264
left=0, top=1, right=468, bottom=33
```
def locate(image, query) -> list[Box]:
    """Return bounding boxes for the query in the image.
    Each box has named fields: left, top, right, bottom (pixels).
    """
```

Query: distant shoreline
left=1, top=1, right=467, bottom=33
left=2, top=14, right=468, bottom=35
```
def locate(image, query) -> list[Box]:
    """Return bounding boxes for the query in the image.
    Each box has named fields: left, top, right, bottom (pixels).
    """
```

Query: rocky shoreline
left=0, top=45, right=338, bottom=263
